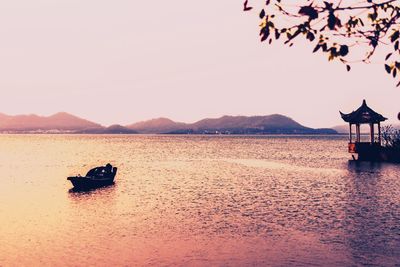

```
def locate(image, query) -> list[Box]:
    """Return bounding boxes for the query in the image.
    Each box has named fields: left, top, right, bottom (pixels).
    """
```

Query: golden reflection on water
left=0, top=135, right=399, bottom=266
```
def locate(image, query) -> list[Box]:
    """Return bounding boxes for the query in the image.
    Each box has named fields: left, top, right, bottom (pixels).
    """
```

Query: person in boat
left=86, top=163, right=114, bottom=178
left=105, top=163, right=112, bottom=175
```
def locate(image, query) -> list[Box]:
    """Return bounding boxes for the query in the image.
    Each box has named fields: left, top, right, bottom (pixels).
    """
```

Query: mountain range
left=128, top=114, right=336, bottom=134
left=0, top=112, right=338, bottom=134
left=0, top=112, right=101, bottom=131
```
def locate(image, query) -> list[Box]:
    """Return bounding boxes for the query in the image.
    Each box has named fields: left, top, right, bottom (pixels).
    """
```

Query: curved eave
left=339, top=111, right=352, bottom=122
left=339, top=110, right=387, bottom=123
left=340, top=100, right=387, bottom=124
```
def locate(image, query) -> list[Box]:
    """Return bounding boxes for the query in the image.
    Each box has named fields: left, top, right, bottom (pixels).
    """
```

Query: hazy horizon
left=1, top=0, right=399, bottom=128
left=0, top=110, right=396, bottom=129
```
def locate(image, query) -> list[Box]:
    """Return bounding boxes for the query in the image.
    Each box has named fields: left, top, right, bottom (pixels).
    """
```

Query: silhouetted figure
left=86, top=163, right=114, bottom=178
left=105, top=163, right=112, bottom=175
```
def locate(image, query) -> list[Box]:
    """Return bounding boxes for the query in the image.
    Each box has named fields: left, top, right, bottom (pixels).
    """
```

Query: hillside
left=0, top=112, right=102, bottom=132
left=127, top=118, right=188, bottom=134
left=0, top=112, right=338, bottom=134
left=127, top=114, right=337, bottom=134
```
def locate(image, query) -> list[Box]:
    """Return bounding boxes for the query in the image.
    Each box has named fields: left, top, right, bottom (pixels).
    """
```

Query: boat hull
left=67, top=176, right=115, bottom=190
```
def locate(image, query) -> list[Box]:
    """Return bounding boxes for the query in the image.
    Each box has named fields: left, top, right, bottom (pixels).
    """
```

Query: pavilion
left=340, top=100, right=387, bottom=160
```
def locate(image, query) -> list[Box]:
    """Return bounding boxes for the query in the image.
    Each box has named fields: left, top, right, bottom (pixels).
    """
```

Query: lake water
left=0, top=135, right=399, bottom=266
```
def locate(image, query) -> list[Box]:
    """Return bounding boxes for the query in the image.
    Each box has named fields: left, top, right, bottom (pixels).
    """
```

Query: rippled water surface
left=1, top=135, right=399, bottom=266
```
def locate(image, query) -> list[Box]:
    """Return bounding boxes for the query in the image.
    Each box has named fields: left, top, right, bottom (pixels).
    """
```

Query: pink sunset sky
left=0, top=0, right=399, bottom=128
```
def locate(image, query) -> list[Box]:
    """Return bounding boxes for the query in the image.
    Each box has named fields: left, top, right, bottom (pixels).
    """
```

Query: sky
left=0, top=0, right=399, bottom=128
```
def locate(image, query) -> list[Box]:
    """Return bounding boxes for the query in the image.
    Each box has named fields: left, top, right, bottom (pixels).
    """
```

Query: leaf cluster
left=382, top=125, right=400, bottom=148
left=247, top=0, right=400, bottom=86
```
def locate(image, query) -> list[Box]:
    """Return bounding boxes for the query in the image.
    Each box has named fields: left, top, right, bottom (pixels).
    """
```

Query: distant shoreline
left=0, top=112, right=339, bottom=135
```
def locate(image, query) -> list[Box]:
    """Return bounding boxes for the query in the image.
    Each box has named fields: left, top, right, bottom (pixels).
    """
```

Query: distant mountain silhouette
left=192, top=114, right=303, bottom=131
left=127, top=114, right=337, bottom=134
left=0, top=112, right=101, bottom=132
left=332, top=125, right=350, bottom=134
left=127, top=118, right=187, bottom=134
left=0, top=112, right=338, bottom=134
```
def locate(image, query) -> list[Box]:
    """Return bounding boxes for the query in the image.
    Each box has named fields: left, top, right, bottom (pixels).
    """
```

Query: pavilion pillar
left=349, top=124, right=352, bottom=143
left=378, top=122, right=381, bottom=145
left=370, top=123, right=374, bottom=143
left=356, top=124, right=360, bottom=142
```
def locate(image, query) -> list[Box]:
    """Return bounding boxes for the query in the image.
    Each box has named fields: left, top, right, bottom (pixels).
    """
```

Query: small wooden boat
left=68, top=164, right=117, bottom=190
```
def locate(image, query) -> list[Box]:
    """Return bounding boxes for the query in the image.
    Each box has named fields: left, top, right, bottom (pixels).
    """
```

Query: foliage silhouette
left=244, top=0, right=400, bottom=86
left=381, top=125, right=400, bottom=148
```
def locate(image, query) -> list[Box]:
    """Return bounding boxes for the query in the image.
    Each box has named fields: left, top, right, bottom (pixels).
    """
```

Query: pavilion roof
left=340, top=100, right=387, bottom=124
